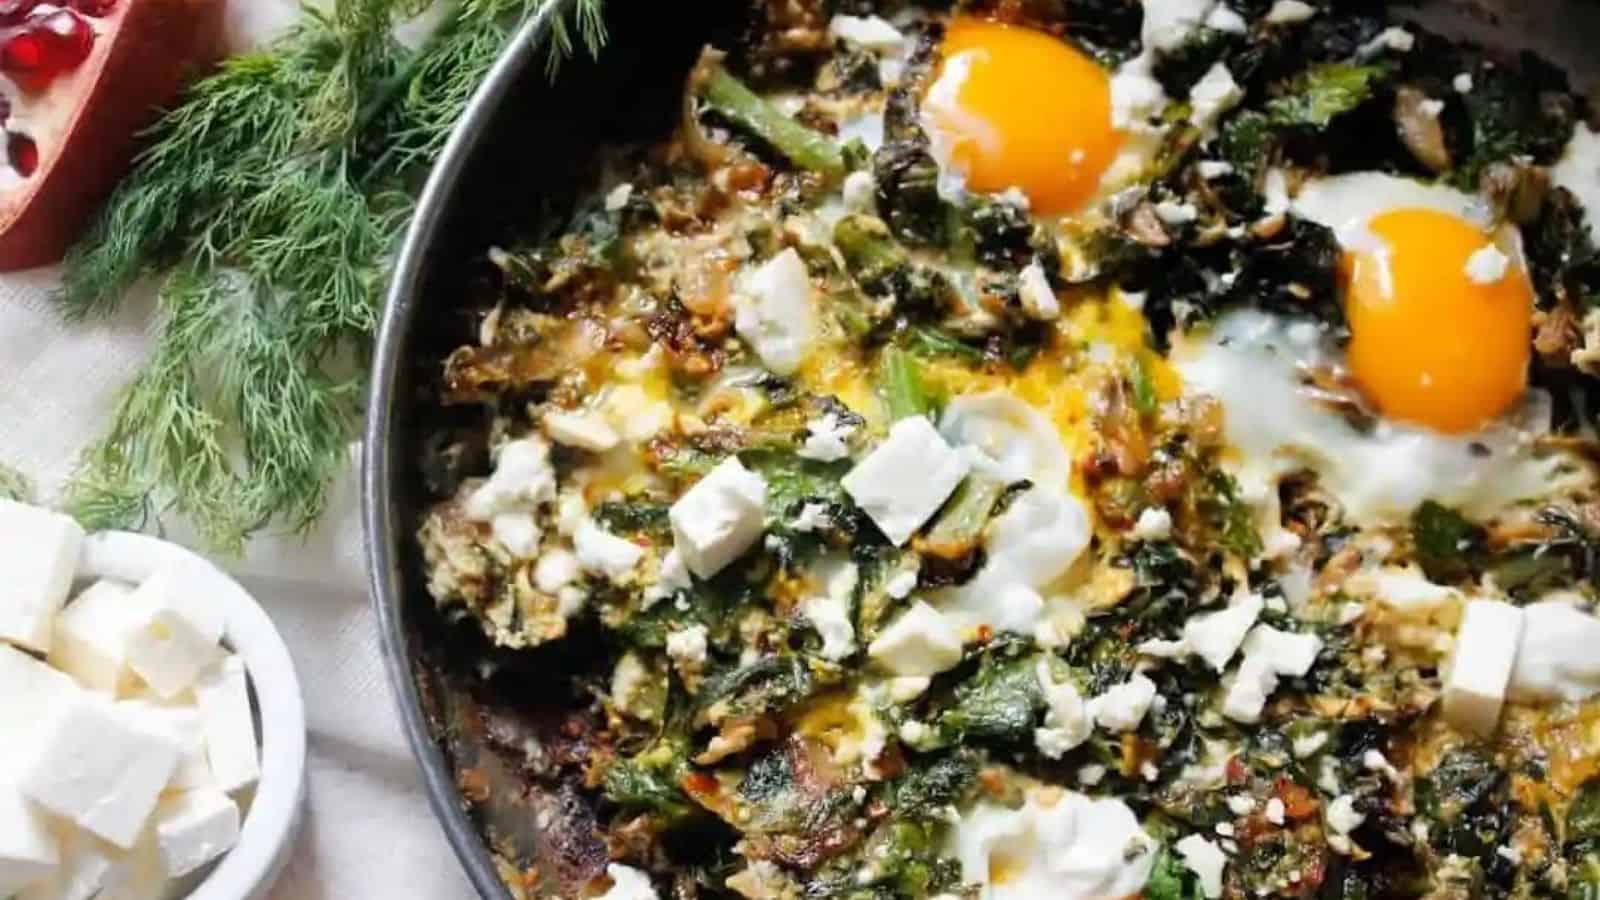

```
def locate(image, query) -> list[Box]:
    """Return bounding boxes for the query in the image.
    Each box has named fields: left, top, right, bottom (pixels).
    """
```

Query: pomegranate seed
left=9, top=132, right=37, bottom=176
left=68, top=0, right=114, bottom=16
left=0, top=9, right=93, bottom=91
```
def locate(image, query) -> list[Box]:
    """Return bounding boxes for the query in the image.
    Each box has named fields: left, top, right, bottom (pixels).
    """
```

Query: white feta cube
left=126, top=567, right=225, bottom=647
left=152, top=789, right=240, bottom=878
left=19, top=697, right=181, bottom=849
left=125, top=609, right=224, bottom=700
left=574, top=520, right=644, bottom=582
left=94, top=835, right=165, bottom=900
left=0, top=644, right=82, bottom=767
left=1189, top=63, right=1243, bottom=130
left=0, top=782, right=58, bottom=895
left=1222, top=655, right=1279, bottom=724
left=542, top=409, right=620, bottom=452
left=842, top=417, right=971, bottom=546
left=120, top=697, right=211, bottom=792
left=1175, top=834, right=1228, bottom=899
left=50, top=580, right=147, bottom=695
left=1442, top=599, right=1523, bottom=736
left=0, top=500, right=85, bottom=653
left=1183, top=591, right=1263, bottom=670
left=1089, top=673, right=1157, bottom=732
left=867, top=601, right=963, bottom=677
left=1017, top=261, right=1060, bottom=320
left=193, top=656, right=260, bottom=794
left=828, top=14, right=905, bottom=50
left=17, top=829, right=118, bottom=900
left=734, top=248, right=818, bottom=376
left=669, top=458, right=768, bottom=578
left=1240, top=625, right=1322, bottom=678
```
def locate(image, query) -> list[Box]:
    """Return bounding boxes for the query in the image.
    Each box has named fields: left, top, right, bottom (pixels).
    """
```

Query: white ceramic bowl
left=78, top=531, right=307, bottom=900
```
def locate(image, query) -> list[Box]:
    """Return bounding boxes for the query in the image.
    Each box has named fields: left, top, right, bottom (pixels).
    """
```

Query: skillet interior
left=364, top=2, right=1600, bottom=898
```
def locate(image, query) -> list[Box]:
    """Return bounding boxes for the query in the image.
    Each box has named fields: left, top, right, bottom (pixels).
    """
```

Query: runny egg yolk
left=923, top=19, right=1121, bottom=215
left=1344, top=208, right=1533, bottom=434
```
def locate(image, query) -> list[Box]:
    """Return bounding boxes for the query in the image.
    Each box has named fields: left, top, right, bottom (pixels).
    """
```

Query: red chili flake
left=1274, top=776, right=1320, bottom=821
left=1225, top=754, right=1248, bottom=784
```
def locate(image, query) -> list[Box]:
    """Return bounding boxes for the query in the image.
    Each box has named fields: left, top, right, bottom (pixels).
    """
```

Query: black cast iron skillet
left=364, top=2, right=1600, bottom=897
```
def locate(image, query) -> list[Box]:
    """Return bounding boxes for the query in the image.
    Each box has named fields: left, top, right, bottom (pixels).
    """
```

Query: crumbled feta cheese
left=20, top=696, right=181, bottom=849
left=951, top=789, right=1156, bottom=899
left=1110, top=57, right=1168, bottom=130
left=670, top=457, right=768, bottom=577
left=802, top=557, right=859, bottom=661
left=16, top=827, right=116, bottom=900
left=1196, top=160, right=1235, bottom=179
left=535, top=548, right=580, bottom=593
left=1205, top=4, right=1246, bottom=32
left=1325, top=795, right=1364, bottom=835
left=1018, top=260, right=1060, bottom=320
left=898, top=720, right=934, bottom=745
left=1292, top=730, right=1328, bottom=759
left=1089, top=673, right=1157, bottom=732
left=1464, top=244, right=1510, bottom=284
left=1363, top=749, right=1402, bottom=783
left=1222, top=655, right=1277, bottom=724
left=1265, top=797, right=1287, bottom=825
left=1131, top=507, right=1173, bottom=540
left=193, top=656, right=260, bottom=794
left=1137, top=637, right=1190, bottom=659
left=1155, top=200, right=1200, bottom=226
left=843, top=417, right=971, bottom=546
left=50, top=579, right=145, bottom=695
left=599, top=864, right=660, bottom=900
left=828, top=14, right=905, bottom=50
left=1077, top=764, right=1107, bottom=786
left=734, top=248, right=818, bottom=376
left=1227, top=795, right=1255, bottom=816
left=1443, top=599, right=1523, bottom=735
left=152, top=789, right=240, bottom=878
left=799, top=413, right=856, bottom=462
left=602, top=384, right=674, bottom=444
left=1176, top=834, right=1229, bottom=898
left=610, top=653, right=655, bottom=721
left=604, top=183, right=634, bottom=211
left=1453, top=72, right=1473, bottom=93
left=641, top=548, right=692, bottom=609
left=842, top=170, right=877, bottom=211
left=1035, top=659, right=1091, bottom=758
left=1142, top=0, right=1217, bottom=51
left=1183, top=591, right=1263, bottom=670
left=464, top=437, right=557, bottom=523
left=574, top=520, right=644, bottom=581
left=1360, top=26, right=1414, bottom=57
left=125, top=607, right=224, bottom=700
left=0, top=500, right=85, bottom=653
left=885, top=675, right=932, bottom=702
left=1240, top=625, right=1322, bottom=678
left=868, top=601, right=963, bottom=677
left=1189, top=63, right=1243, bottom=130
left=1264, top=0, right=1316, bottom=23
left=541, top=409, right=620, bottom=452
left=666, top=625, right=709, bottom=668
left=793, top=503, right=829, bottom=532
left=1418, top=97, right=1445, bottom=117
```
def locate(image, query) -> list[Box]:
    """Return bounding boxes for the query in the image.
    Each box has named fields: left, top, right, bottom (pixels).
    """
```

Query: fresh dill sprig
left=0, top=461, right=32, bottom=502
left=56, top=0, right=606, bottom=551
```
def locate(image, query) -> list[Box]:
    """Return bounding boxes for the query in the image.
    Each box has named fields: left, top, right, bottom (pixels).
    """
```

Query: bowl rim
left=362, top=6, right=570, bottom=900
left=78, top=530, right=306, bottom=900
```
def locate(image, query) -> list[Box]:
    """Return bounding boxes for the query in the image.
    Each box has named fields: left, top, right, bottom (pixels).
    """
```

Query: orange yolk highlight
left=923, top=19, right=1121, bottom=215
left=1344, top=208, right=1533, bottom=434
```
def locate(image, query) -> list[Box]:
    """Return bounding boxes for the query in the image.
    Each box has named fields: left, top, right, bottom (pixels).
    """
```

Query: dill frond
left=0, top=461, right=32, bottom=502
left=56, top=0, right=608, bottom=549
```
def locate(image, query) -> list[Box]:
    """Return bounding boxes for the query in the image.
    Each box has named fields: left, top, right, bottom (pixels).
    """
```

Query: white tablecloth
left=0, top=2, right=479, bottom=897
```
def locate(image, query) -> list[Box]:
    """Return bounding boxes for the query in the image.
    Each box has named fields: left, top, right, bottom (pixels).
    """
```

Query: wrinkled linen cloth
left=0, top=2, right=478, bottom=896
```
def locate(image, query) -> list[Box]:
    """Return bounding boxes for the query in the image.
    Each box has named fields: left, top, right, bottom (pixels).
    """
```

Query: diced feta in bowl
left=0, top=505, right=305, bottom=900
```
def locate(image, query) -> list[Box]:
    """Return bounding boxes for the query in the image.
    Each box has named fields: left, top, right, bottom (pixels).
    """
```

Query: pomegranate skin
left=0, top=0, right=221, bottom=271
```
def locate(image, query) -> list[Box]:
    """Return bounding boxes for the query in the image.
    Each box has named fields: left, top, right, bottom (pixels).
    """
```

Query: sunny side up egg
left=1290, top=171, right=1535, bottom=434
left=920, top=19, right=1123, bottom=215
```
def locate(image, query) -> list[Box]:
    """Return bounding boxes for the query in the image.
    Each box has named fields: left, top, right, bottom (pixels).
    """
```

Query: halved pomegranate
left=0, top=0, right=220, bottom=271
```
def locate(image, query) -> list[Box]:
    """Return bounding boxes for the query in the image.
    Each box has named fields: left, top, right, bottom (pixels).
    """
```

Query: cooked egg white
left=1174, top=309, right=1576, bottom=530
